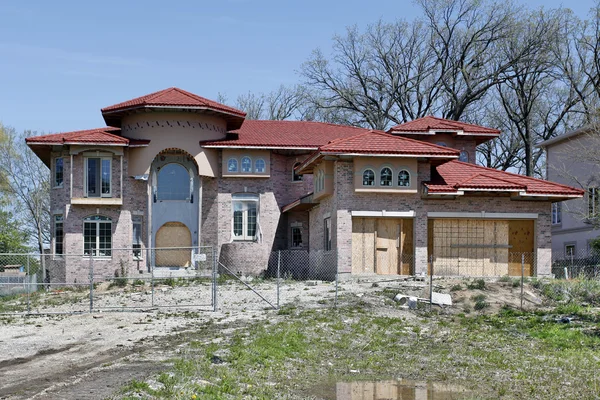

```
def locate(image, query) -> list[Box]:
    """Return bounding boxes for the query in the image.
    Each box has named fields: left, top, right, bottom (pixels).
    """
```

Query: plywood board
left=400, top=219, right=414, bottom=275
left=155, top=222, right=192, bottom=267
left=376, top=219, right=398, bottom=274
left=508, top=220, right=535, bottom=276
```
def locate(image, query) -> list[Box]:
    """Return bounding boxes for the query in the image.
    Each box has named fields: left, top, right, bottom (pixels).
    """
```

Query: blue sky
left=0, top=0, right=595, bottom=134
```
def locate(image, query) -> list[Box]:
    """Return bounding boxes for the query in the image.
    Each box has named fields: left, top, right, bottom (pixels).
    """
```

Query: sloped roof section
left=425, top=160, right=584, bottom=198
left=202, top=120, right=371, bottom=148
left=389, top=116, right=500, bottom=136
left=25, top=127, right=128, bottom=145
left=101, top=87, right=246, bottom=130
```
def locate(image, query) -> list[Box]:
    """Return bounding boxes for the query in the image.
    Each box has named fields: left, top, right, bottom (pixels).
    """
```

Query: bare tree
left=0, top=125, right=50, bottom=279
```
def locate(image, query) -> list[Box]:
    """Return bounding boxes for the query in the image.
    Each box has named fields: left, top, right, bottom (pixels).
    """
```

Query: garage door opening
left=352, top=218, right=414, bottom=275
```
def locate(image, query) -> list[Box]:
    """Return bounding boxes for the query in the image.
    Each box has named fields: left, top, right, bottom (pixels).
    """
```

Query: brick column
left=414, top=212, right=428, bottom=275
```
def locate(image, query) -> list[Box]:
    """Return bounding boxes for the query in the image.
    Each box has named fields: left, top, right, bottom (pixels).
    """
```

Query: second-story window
left=255, top=159, right=266, bottom=173
left=54, top=157, right=64, bottom=188
left=398, top=170, right=410, bottom=187
left=227, top=158, right=238, bottom=172
left=86, top=157, right=111, bottom=197
left=292, top=162, right=303, bottom=182
left=552, top=202, right=562, bottom=225
left=589, top=187, right=600, bottom=219
left=380, top=167, right=392, bottom=186
left=459, top=150, right=469, bottom=162
left=363, top=169, right=375, bottom=186
left=241, top=157, right=252, bottom=173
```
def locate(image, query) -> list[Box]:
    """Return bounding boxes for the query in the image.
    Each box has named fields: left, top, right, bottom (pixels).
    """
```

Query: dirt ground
left=0, top=276, right=544, bottom=399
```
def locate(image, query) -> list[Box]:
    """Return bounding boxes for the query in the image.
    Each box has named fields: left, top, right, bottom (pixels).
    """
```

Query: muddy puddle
left=311, top=379, right=473, bottom=399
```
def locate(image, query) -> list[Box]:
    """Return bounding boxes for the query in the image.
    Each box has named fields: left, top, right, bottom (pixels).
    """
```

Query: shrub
left=474, top=300, right=489, bottom=310
left=467, top=279, right=486, bottom=290
left=498, top=275, right=511, bottom=283
left=450, top=284, right=463, bottom=292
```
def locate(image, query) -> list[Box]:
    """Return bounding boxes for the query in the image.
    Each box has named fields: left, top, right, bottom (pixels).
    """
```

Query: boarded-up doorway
left=508, top=220, right=535, bottom=276
left=155, top=222, right=192, bottom=267
left=352, top=218, right=413, bottom=275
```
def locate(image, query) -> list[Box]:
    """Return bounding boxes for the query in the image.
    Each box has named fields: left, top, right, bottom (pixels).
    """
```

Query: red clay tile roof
left=389, top=116, right=500, bottom=135
left=318, top=130, right=461, bottom=156
left=101, top=87, right=246, bottom=117
left=426, top=160, right=584, bottom=196
left=25, top=127, right=149, bottom=146
left=202, top=120, right=371, bottom=148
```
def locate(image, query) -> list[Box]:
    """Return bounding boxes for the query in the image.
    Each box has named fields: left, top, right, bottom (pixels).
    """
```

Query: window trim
left=397, top=169, right=411, bottom=187
left=53, top=157, right=64, bottom=188
left=362, top=168, right=375, bottom=186
left=588, top=187, right=599, bottom=219
left=227, top=158, right=238, bottom=173
left=241, top=156, right=252, bottom=173
left=254, top=158, right=266, bottom=173
left=232, top=193, right=259, bottom=241
left=292, top=162, right=303, bottom=182
left=132, top=215, right=143, bottom=260
left=83, top=215, right=112, bottom=258
left=54, top=214, right=64, bottom=257
left=84, top=156, right=112, bottom=198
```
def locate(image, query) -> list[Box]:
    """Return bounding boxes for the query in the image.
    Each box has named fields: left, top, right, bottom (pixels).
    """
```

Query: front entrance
left=352, top=218, right=414, bottom=275
left=155, top=222, right=192, bottom=267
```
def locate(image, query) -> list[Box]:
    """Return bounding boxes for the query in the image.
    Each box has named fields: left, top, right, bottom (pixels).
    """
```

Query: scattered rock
left=211, top=355, right=225, bottom=364
left=306, top=280, right=322, bottom=286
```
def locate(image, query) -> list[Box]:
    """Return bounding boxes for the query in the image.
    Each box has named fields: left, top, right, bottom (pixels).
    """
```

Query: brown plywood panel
left=364, top=218, right=376, bottom=273
left=155, top=222, right=192, bottom=267
left=508, top=220, right=535, bottom=276
left=376, top=219, right=398, bottom=274
left=400, top=219, right=414, bottom=275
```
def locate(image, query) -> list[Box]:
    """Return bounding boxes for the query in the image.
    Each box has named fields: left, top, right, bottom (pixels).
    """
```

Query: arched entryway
left=155, top=222, right=192, bottom=267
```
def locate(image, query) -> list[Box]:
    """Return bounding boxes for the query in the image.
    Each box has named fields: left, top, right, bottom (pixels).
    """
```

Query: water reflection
left=317, top=380, right=471, bottom=400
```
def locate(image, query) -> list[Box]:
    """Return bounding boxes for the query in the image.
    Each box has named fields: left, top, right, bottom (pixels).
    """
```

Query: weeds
left=466, top=279, right=486, bottom=290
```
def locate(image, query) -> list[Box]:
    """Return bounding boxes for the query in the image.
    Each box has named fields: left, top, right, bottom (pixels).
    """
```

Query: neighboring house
left=25, top=88, right=583, bottom=283
left=541, top=127, right=600, bottom=259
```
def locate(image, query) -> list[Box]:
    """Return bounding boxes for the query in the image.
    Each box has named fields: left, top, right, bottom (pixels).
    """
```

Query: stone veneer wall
left=309, top=159, right=552, bottom=277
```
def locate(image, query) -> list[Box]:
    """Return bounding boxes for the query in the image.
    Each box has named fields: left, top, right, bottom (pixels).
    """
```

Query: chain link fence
left=552, top=249, right=600, bottom=279
left=431, top=252, right=536, bottom=278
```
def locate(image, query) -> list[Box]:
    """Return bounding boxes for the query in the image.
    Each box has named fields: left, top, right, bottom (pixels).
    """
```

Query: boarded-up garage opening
left=430, top=219, right=534, bottom=276
left=352, top=218, right=413, bottom=275
left=155, top=222, right=192, bottom=267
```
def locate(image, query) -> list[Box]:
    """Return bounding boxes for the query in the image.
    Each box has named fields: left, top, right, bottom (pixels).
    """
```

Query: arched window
left=436, top=142, right=448, bottom=147
left=380, top=167, right=392, bottom=186
left=362, top=169, right=375, bottom=186
left=227, top=158, right=238, bottom=172
left=241, top=157, right=252, bottom=173
left=83, top=215, right=112, bottom=257
left=398, top=170, right=410, bottom=187
left=255, top=159, right=266, bottom=173
left=292, top=162, right=303, bottom=182
left=157, top=163, right=190, bottom=201
left=459, top=150, right=469, bottom=162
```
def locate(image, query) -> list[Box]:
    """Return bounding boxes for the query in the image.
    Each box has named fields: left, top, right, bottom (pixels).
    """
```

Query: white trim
left=71, top=197, right=123, bottom=205
left=103, top=104, right=245, bottom=119
left=355, top=188, right=418, bottom=194
left=321, top=152, right=459, bottom=158
left=516, top=191, right=582, bottom=199
left=222, top=174, right=270, bottom=178
left=351, top=210, right=415, bottom=218
left=461, top=188, right=522, bottom=192
left=390, top=131, right=436, bottom=135
left=427, top=212, right=538, bottom=219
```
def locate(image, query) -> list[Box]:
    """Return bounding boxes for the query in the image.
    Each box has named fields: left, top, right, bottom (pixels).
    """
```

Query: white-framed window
left=292, top=162, right=303, bottom=182
left=565, top=243, right=576, bottom=258
left=54, top=215, right=63, bottom=256
left=132, top=215, right=143, bottom=260
left=380, top=167, right=392, bottom=186
left=552, top=202, right=562, bottom=225
left=85, top=157, right=111, bottom=197
left=255, top=159, right=266, bottom=173
left=588, top=187, right=599, bottom=218
left=241, top=157, right=252, bottom=173
left=54, top=157, right=64, bottom=188
left=362, top=169, right=375, bottom=186
left=291, top=226, right=303, bottom=248
left=324, top=217, right=332, bottom=251
left=84, top=215, right=112, bottom=257
left=315, top=169, right=325, bottom=192
left=157, top=163, right=190, bottom=201
left=398, top=170, right=410, bottom=187
left=227, top=158, right=238, bottom=173
left=232, top=193, right=258, bottom=241
left=459, top=150, right=469, bottom=162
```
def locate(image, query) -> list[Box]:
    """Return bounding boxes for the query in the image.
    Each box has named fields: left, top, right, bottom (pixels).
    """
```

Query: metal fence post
left=151, top=254, right=155, bottom=307
left=213, top=248, right=218, bottom=312
left=89, top=255, right=94, bottom=313
left=429, top=255, right=434, bottom=311
left=277, top=250, right=281, bottom=309
left=26, top=254, right=31, bottom=314
left=334, top=251, right=339, bottom=309
left=521, top=253, right=524, bottom=311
